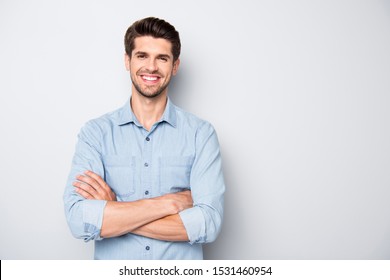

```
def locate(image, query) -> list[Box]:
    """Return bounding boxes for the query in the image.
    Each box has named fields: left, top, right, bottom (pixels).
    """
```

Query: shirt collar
left=160, top=98, right=177, bottom=127
left=116, top=97, right=177, bottom=128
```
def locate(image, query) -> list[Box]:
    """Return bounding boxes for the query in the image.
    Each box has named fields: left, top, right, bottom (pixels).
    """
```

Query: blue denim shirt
left=63, top=98, right=225, bottom=259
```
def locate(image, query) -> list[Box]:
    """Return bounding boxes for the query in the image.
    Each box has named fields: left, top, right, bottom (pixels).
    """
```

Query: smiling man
left=63, top=17, right=225, bottom=260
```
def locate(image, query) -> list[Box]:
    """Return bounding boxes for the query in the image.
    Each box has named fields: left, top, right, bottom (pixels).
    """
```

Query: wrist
left=152, top=196, right=180, bottom=215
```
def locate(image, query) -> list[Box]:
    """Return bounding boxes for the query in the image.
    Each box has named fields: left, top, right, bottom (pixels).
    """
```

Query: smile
left=141, top=75, right=160, bottom=82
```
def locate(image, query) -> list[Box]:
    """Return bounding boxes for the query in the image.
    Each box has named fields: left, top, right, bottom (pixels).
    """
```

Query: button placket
left=141, top=132, right=153, bottom=199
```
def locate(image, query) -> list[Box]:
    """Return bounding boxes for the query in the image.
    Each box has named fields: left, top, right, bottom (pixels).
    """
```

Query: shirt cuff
left=179, top=206, right=206, bottom=244
left=82, top=199, right=107, bottom=241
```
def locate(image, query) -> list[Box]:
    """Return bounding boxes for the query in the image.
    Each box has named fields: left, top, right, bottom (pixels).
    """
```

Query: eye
left=137, top=54, right=146, bottom=59
left=159, top=56, right=168, bottom=62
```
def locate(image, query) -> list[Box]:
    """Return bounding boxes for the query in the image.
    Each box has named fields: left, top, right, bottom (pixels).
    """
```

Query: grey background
left=1, top=0, right=389, bottom=259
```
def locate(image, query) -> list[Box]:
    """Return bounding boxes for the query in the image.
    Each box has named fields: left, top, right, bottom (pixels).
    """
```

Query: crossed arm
left=72, top=170, right=191, bottom=241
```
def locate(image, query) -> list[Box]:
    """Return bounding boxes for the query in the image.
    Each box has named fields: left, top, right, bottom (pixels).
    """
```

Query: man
left=63, top=17, right=225, bottom=260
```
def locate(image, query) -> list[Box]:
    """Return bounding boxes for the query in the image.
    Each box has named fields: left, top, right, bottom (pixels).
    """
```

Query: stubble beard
left=132, top=79, right=170, bottom=99
left=132, top=69, right=172, bottom=99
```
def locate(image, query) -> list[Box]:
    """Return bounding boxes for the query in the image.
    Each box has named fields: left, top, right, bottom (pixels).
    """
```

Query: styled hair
left=124, top=17, right=181, bottom=62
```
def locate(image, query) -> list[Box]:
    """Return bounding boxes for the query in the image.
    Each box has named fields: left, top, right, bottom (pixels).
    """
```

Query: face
left=125, top=36, right=180, bottom=99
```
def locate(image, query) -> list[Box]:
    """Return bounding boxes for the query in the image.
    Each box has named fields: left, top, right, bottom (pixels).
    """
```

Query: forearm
left=101, top=198, right=178, bottom=238
left=71, top=170, right=193, bottom=239
left=131, top=214, right=189, bottom=241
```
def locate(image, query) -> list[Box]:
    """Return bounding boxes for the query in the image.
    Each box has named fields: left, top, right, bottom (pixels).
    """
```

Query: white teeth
left=143, top=76, right=158, bottom=81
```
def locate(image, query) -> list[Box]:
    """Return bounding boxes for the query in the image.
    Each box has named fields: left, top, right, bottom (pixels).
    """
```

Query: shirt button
left=145, top=190, right=149, bottom=195
left=146, top=137, right=150, bottom=141
left=145, top=246, right=150, bottom=251
left=144, top=163, right=149, bottom=167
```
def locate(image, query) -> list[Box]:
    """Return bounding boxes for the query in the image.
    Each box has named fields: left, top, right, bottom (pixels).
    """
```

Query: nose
left=145, top=58, right=158, bottom=72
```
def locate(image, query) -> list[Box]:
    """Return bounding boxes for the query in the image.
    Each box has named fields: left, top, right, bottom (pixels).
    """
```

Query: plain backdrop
left=1, top=0, right=389, bottom=259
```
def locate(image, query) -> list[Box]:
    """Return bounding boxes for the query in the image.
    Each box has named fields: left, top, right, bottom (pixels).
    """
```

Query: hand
left=157, top=190, right=193, bottom=212
left=73, top=170, right=117, bottom=201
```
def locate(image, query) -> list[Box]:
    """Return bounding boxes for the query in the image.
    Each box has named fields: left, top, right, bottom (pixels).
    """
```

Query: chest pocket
left=103, top=155, right=136, bottom=199
left=159, top=156, right=194, bottom=195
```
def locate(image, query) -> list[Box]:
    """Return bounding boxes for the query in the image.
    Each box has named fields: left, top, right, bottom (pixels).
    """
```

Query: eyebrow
left=157, top=54, right=171, bottom=60
left=134, top=51, right=146, bottom=56
left=133, top=51, right=171, bottom=59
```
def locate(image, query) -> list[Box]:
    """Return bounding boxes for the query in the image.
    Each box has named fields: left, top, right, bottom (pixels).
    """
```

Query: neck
left=131, top=91, right=168, bottom=131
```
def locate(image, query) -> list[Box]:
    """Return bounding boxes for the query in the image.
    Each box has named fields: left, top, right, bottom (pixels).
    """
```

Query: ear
left=172, top=58, right=180, bottom=76
left=124, top=54, right=131, bottom=71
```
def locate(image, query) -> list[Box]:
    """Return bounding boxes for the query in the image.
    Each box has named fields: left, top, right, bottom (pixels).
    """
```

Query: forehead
left=133, top=36, right=173, bottom=57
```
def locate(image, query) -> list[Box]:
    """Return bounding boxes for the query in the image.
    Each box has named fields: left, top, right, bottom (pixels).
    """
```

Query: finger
left=75, top=173, right=117, bottom=201
left=76, top=174, right=108, bottom=198
left=72, top=181, right=98, bottom=198
left=75, top=187, right=93, bottom=199
left=85, top=170, right=111, bottom=191
left=73, top=183, right=94, bottom=199
left=77, top=174, right=100, bottom=190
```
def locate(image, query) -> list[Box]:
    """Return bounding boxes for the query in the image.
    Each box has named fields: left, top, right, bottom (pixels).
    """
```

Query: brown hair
left=124, top=17, right=181, bottom=62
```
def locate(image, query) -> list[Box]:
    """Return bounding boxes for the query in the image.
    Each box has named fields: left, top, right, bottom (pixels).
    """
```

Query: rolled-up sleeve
left=63, top=121, right=107, bottom=242
left=179, top=122, right=225, bottom=244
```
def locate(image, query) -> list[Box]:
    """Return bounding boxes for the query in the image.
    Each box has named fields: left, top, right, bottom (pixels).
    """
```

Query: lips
left=140, top=74, right=161, bottom=84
